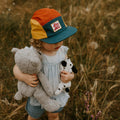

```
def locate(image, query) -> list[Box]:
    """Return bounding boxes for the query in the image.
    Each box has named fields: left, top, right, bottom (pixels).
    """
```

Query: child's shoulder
left=59, top=45, right=69, bottom=54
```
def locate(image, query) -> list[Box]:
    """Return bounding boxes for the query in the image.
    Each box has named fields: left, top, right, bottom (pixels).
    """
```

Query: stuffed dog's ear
left=72, top=66, right=77, bottom=73
left=61, top=60, right=67, bottom=67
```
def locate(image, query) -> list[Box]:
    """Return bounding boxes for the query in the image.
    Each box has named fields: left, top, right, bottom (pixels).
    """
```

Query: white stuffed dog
left=55, top=58, right=77, bottom=95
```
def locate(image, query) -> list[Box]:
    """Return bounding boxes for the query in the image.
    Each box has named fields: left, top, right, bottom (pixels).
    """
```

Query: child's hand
left=22, top=74, right=39, bottom=87
left=60, top=71, right=74, bottom=83
left=13, top=65, right=39, bottom=87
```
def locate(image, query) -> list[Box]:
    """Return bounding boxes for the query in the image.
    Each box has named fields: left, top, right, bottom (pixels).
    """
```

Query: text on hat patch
left=51, top=21, right=62, bottom=32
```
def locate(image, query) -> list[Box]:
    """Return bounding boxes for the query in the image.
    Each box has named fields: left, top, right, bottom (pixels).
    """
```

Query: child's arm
left=13, top=64, right=39, bottom=87
left=60, top=71, right=74, bottom=83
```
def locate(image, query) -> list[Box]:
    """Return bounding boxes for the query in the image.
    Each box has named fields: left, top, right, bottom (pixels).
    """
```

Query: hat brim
left=40, top=26, right=77, bottom=44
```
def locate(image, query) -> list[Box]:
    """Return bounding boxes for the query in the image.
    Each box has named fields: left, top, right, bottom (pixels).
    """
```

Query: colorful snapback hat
left=30, top=8, right=77, bottom=44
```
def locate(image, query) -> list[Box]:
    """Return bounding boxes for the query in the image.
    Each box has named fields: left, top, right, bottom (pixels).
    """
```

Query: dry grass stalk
left=4, top=101, right=26, bottom=120
left=96, top=79, right=120, bottom=83
left=102, top=100, right=116, bottom=119
left=73, top=75, right=84, bottom=93
left=102, top=84, right=120, bottom=106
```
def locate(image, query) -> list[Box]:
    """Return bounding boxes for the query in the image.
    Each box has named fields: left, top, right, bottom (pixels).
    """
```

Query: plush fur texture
left=55, top=58, right=77, bottom=95
left=12, top=46, right=61, bottom=112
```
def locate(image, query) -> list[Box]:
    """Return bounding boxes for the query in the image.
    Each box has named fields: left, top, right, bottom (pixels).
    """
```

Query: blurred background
left=0, top=0, right=120, bottom=120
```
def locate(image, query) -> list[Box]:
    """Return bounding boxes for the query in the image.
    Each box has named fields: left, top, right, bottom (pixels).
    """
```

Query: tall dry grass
left=0, top=0, right=120, bottom=120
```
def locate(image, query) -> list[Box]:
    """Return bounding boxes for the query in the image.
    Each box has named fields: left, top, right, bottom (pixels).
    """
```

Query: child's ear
left=61, top=60, right=67, bottom=67
left=72, top=66, right=77, bottom=73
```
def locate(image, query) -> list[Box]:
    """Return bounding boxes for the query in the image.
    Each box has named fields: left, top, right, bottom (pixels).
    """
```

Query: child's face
left=42, top=41, right=63, bottom=52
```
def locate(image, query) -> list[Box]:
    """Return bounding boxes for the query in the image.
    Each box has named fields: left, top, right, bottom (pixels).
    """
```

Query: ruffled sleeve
left=60, top=45, right=69, bottom=56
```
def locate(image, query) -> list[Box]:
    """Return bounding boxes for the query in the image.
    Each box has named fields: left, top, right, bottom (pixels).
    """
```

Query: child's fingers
left=28, top=74, right=38, bottom=81
left=32, top=77, right=38, bottom=81
left=61, top=72, right=69, bottom=77
left=60, top=73, right=65, bottom=77
left=32, top=74, right=37, bottom=76
left=32, top=74, right=37, bottom=78
left=30, top=80, right=39, bottom=87
left=61, top=71, right=68, bottom=74
left=61, top=74, right=67, bottom=81
left=30, top=84, right=38, bottom=87
left=61, top=77, right=69, bottom=83
left=32, top=79, right=39, bottom=84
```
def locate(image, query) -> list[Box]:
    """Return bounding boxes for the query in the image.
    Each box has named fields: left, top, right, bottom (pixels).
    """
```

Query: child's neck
left=41, top=49, right=57, bottom=56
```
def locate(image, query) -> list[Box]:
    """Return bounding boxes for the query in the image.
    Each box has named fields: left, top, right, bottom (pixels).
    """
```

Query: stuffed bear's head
left=61, top=58, right=77, bottom=73
left=12, top=47, right=42, bottom=74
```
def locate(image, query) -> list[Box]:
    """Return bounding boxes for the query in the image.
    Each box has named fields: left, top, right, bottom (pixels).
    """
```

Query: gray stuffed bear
left=11, top=46, right=61, bottom=112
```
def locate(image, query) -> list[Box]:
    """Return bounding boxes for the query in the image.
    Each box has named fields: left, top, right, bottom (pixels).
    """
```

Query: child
left=13, top=8, right=77, bottom=120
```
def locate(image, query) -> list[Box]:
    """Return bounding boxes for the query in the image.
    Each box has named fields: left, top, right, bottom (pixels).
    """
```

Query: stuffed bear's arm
left=38, top=72, right=53, bottom=97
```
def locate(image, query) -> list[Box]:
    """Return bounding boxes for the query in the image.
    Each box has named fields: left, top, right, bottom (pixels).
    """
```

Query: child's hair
left=30, top=39, right=43, bottom=51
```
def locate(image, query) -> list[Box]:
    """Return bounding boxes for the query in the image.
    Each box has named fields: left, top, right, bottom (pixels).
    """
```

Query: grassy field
left=0, top=0, right=120, bottom=120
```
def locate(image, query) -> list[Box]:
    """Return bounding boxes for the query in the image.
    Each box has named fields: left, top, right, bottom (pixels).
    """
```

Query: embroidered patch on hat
left=51, top=20, right=62, bottom=32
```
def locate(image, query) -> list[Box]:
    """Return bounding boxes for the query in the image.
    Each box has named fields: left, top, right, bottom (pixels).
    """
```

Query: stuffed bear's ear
left=61, top=60, right=67, bottom=67
left=72, top=66, right=77, bottom=73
